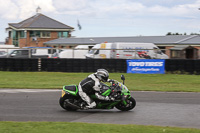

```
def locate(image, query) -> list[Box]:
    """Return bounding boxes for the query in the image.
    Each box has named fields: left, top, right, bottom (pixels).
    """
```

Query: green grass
left=0, top=122, right=199, bottom=133
left=0, top=73, right=200, bottom=132
left=0, top=71, right=200, bottom=92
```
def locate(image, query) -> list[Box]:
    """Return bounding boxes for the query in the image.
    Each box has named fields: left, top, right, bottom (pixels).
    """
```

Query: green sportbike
left=59, top=75, right=136, bottom=111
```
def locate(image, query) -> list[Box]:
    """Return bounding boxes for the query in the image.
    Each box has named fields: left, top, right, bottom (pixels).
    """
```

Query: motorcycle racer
left=78, top=69, right=114, bottom=109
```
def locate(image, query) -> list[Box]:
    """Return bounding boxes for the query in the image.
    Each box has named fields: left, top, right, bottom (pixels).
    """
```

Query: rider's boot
left=85, top=101, right=96, bottom=109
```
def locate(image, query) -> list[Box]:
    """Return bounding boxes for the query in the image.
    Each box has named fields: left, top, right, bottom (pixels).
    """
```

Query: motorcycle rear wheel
left=115, top=97, right=136, bottom=111
left=59, top=95, right=78, bottom=111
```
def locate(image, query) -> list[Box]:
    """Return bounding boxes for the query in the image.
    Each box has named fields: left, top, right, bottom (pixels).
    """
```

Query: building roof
left=177, top=36, right=200, bottom=44
left=43, top=35, right=200, bottom=46
left=8, top=13, right=74, bottom=30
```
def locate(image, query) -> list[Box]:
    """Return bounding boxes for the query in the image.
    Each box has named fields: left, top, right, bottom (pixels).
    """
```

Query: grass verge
left=0, top=71, right=200, bottom=92
left=0, top=122, right=199, bottom=133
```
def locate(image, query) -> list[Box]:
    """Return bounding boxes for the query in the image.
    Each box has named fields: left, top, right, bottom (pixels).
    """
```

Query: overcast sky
left=1, top=0, right=200, bottom=42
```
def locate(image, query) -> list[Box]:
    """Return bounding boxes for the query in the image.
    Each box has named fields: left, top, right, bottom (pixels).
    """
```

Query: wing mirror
left=121, top=75, right=125, bottom=84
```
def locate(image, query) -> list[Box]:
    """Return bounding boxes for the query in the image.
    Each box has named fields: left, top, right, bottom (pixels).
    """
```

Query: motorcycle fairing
left=118, top=83, right=131, bottom=96
left=95, top=101, right=119, bottom=109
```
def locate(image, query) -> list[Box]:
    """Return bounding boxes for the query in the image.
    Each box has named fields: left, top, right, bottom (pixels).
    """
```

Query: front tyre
left=115, top=97, right=136, bottom=111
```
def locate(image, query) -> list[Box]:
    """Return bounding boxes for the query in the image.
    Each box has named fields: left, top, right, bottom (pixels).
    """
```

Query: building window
left=9, top=31, right=11, bottom=38
left=41, top=31, right=51, bottom=38
left=58, top=32, right=68, bottom=38
left=12, top=30, right=18, bottom=47
left=171, top=50, right=181, bottom=58
left=20, top=31, right=25, bottom=38
left=30, top=31, right=40, bottom=37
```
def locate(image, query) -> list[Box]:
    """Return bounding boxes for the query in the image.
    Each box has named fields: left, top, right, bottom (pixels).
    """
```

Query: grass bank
left=0, top=71, right=199, bottom=92
left=0, top=122, right=199, bottom=133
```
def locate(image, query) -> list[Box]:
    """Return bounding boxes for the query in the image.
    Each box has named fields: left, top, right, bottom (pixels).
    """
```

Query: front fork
left=121, top=95, right=131, bottom=106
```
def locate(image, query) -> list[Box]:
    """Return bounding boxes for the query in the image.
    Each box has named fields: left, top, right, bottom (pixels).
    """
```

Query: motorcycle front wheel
left=115, top=97, right=136, bottom=111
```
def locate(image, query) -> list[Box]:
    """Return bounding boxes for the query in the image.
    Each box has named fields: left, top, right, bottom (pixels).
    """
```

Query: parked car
left=23, top=47, right=58, bottom=57
left=0, top=49, right=48, bottom=58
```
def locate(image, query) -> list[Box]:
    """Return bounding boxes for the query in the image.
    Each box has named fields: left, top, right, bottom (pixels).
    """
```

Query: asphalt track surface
left=0, top=89, right=200, bottom=129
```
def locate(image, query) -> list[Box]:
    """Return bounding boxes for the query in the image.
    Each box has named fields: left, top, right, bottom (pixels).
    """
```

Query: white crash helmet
left=95, top=69, right=109, bottom=82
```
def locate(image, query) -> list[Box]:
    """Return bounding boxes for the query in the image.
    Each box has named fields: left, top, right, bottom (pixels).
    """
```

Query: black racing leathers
left=79, top=77, right=96, bottom=95
left=78, top=74, right=110, bottom=108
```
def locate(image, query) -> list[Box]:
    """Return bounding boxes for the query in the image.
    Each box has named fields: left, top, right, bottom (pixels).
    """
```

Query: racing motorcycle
left=59, top=75, right=136, bottom=111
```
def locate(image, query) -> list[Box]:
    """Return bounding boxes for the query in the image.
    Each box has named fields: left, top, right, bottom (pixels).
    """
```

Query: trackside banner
left=126, top=59, right=165, bottom=74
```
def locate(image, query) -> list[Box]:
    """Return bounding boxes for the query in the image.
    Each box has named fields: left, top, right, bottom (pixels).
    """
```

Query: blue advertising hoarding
left=127, top=59, right=165, bottom=74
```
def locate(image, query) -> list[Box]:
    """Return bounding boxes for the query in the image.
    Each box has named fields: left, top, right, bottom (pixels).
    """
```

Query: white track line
left=0, top=89, right=61, bottom=93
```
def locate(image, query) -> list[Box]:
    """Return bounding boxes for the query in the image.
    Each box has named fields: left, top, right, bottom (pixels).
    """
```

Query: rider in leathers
left=78, top=69, right=114, bottom=109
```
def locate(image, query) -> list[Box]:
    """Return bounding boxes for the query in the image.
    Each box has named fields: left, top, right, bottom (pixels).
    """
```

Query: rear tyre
left=59, top=95, right=78, bottom=111
left=115, top=97, right=136, bottom=111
